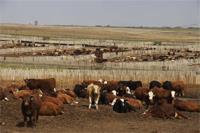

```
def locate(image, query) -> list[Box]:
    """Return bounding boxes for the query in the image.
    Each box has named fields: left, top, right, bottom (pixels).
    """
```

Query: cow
left=112, top=98, right=135, bottom=113
left=149, top=80, right=162, bottom=89
left=134, top=87, right=150, bottom=108
left=174, top=99, right=200, bottom=112
left=73, top=84, right=88, bottom=98
left=13, top=89, right=33, bottom=99
left=148, top=87, right=176, bottom=105
left=171, top=81, right=185, bottom=96
left=87, top=83, right=101, bottom=110
left=41, top=95, right=64, bottom=109
left=119, top=80, right=142, bottom=91
left=39, top=101, right=63, bottom=116
left=57, top=92, right=74, bottom=104
left=125, top=98, right=143, bottom=109
left=99, top=90, right=118, bottom=105
left=143, top=99, right=188, bottom=119
left=162, top=81, right=173, bottom=90
left=24, top=78, right=57, bottom=97
left=21, top=94, right=42, bottom=127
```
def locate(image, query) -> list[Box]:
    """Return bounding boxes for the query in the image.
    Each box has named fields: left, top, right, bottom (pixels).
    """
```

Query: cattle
left=143, top=99, right=187, bottom=119
left=112, top=98, right=135, bottom=113
left=162, top=81, right=173, bottom=90
left=149, top=80, right=162, bottom=89
left=39, top=101, right=63, bottom=116
left=119, top=80, right=142, bottom=91
left=13, top=89, right=33, bottom=99
left=125, top=98, right=143, bottom=109
left=62, top=89, right=77, bottom=98
left=171, top=81, right=185, bottom=96
left=24, top=78, right=57, bottom=97
left=148, top=87, right=176, bottom=104
left=134, top=87, right=150, bottom=108
left=101, top=80, right=121, bottom=92
left=0, top=87, right=9, bottom=101
left=57, top=92, right=74, bottom=104
left=73, top=84, right=88, bottom=98
left=82, top=79, right=104, bottom=87
left=174, top=99, right=200, bottom=112
left=21, top=94, right=42, bottom=127
left=41, top=95, right=64, bottom=109
left=87, top=83, right=101, bottom=110
left=99, top=90, right=118, bottom=105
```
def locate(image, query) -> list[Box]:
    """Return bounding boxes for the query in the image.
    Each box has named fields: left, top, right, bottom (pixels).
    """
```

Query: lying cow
left=148, top=87, right=176, bottom=104
left=143, top=99, right=187, bottom=119
left=87, top=83, right=101, bottom=110
left=112, top=98, right=135, bottom=113
left=39, top=101, right=63, bottom=116
left=162, top=81, right=185, bottom=96
left=174, top=99, right=200, bottom=112
left=24, top=78, right=57, bottom=97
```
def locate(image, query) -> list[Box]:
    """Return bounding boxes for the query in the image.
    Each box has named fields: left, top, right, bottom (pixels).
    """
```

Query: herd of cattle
left=0, top=78, right=200, bottom=128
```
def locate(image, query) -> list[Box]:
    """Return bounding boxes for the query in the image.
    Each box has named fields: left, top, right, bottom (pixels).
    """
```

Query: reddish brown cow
left=24, top=78, right=57, bottom=97
left=172, top=81, right=185, bottom=96
left=39, top=101, right=63, bottom=116
left=125, top=98, right=143, bottom=109
left=143, top=99, right=188, bottom=119
left=134, top=87, right=150, bottom=108
left=174, top=99, right=200, bottom=112
left=41, top=95, right=64, bottom=109
left=57, top=92, right=74, bottom=104
left=148, top=87, right=176, bottom=104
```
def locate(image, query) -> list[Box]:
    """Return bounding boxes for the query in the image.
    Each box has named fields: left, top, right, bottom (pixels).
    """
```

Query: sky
left=0, top=0, right=199, bottom=27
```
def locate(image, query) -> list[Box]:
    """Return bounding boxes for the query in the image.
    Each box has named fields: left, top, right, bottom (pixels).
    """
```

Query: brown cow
left=143, top=99, right=188, bottom=119
left=57, top=92, right=74, bottom=104
left=13, top=89, right=33, bottom=99
left=24, top=78, right=57, bottom=97
left=134, top=87, right=150, bottom=108
left=41, top=95, right=64, bottom=109
left=21, top=93, right=42, bottom=127
left=148, top=87, right=176, bottom=104
left=172, top=81, right=185, bottom=96
left=174, top=99, right=200, bottom=112
left=125, top=98, right=143, bottom=109
left=39, top=101, right=63, bottom=116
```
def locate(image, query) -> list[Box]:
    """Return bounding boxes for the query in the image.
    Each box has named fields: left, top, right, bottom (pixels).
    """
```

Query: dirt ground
left=0, top=96, right=200, bottom=133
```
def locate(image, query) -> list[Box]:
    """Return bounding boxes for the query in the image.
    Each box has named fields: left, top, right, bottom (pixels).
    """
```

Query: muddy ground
left=0, top=96, right=200, bottom=133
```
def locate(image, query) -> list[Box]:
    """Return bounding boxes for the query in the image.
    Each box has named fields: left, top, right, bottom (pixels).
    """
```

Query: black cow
left=119, top=80, right=142, bottom=91
left=21, top=95, right=41, bottom=127
left=24, top=78, right=57, bottom=97
left=112, top=98, right=135, bottom=113
left=73, top=84, right=88, bottom=98
left=162, top=81, right=173, bottom=90
left=149, top=80, right=162, bottom=89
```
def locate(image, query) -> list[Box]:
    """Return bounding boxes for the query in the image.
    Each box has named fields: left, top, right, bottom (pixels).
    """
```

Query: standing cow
left=87, top=83, right=101, bottom=110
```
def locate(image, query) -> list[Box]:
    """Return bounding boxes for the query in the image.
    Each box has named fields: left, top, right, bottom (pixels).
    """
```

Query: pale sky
left=0, top=0, right=199, bottom=27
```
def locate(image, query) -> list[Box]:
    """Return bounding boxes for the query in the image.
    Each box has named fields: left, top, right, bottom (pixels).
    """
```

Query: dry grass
left=0, top=24, right=199, bottom=43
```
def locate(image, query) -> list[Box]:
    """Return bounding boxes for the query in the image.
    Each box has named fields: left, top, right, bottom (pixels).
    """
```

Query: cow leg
left=95, top=95, right=100, bottom=110
left=23, top=116, right=28, bottom=127
left=88, top=96, right=92, bottom=109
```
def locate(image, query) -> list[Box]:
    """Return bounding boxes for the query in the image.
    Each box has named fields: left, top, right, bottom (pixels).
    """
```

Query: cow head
left=148, top=91, right=155, bottom=103
left=126, top=87, right=131, bottom=94
left=112, top=90, right=117, bottom=96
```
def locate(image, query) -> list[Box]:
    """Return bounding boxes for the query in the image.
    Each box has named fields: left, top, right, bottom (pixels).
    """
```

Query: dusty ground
left=0, top=96, right=200, bottom=133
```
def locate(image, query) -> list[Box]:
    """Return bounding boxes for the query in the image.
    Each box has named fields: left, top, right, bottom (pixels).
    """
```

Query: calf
left=112, top=98, right=135, bottom=113
left=21, top=94, right=41, bottom=127
left=87, top=83, right=101, bottom=110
